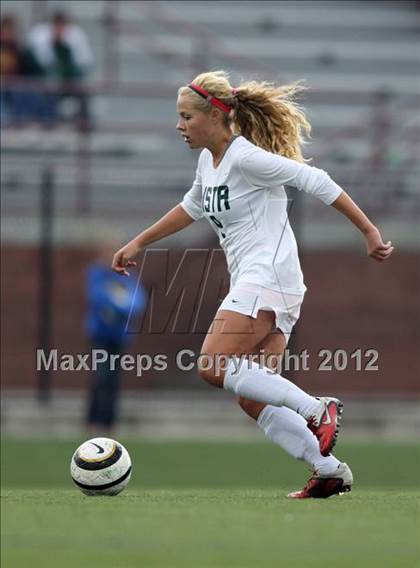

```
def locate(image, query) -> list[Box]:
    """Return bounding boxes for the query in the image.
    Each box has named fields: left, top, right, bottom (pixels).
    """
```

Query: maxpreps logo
left=127, top=249, right=231, bottom=335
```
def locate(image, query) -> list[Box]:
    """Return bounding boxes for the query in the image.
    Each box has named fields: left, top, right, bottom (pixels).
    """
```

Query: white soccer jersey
left=180, top=136, right=343, bottom=294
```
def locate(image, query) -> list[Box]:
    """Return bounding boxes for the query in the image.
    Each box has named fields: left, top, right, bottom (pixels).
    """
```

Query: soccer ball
left=70, top=437, right=132, bottom=496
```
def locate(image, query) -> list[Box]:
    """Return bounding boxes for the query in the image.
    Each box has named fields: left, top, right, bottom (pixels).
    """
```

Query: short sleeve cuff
left=322, top=186, right=343, bottom=205
left=180, top=198, right=202, bottom=221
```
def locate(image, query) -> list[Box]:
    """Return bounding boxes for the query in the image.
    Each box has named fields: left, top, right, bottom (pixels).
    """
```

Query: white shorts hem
left=218, top=283, right=304, bottom=346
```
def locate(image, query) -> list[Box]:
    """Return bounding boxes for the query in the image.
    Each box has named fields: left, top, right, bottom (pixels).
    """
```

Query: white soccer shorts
left=218, top=282, right=304, bottom=346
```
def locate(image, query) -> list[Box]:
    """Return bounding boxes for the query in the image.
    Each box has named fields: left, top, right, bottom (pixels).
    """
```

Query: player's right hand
left=112, top=240, right=140, bottom=276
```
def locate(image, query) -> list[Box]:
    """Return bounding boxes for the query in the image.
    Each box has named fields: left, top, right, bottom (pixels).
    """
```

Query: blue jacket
left=86, top=264, right=147, bottom=344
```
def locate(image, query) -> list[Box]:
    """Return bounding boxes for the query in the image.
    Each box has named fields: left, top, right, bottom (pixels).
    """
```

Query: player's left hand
left=365, top=227, right=394, bottom=262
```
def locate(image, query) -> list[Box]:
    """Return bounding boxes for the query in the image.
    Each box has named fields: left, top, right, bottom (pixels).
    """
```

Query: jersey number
left=210, top=215, right=226, bottom=238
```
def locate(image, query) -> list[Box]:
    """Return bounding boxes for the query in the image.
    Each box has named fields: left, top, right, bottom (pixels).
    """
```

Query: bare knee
left=197, top=354, right=225, bottom=388
left=237, top=396, right=266, bottom=421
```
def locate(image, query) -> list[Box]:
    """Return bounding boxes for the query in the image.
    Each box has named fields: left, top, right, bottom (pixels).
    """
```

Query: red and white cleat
left=287, top=462, right=353, bottom=499
left=307, top=397, right=343, bottom=456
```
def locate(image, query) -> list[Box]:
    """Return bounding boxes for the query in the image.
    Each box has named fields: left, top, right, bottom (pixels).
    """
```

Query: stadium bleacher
left=1, top=0, right=419, bottom=246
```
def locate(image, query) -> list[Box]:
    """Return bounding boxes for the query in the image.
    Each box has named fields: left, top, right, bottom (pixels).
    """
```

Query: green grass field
left=2, top=439, right=419, bottom=568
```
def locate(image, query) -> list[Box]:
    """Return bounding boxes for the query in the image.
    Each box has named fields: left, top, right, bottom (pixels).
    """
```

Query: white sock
left=257, top=405, right=341, bottom=475
left=223, top=358, right=320, bottom=419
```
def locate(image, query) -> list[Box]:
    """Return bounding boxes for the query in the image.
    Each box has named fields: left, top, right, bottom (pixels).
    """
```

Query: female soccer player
left=112, top=71, right=394, bottom=499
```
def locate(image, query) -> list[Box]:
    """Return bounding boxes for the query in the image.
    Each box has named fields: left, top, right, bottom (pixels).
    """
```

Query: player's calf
left=237, top=396, right=266, bottom=420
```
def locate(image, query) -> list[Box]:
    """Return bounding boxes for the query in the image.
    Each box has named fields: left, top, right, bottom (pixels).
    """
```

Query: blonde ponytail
left=179, top=70, right=312, bottom=162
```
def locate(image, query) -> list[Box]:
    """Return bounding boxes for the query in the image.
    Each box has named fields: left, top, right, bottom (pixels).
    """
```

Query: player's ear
left=210, top=107, right=222, bottom=123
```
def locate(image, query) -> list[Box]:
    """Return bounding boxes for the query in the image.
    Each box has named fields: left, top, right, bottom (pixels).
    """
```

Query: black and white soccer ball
left=70, top=437, right=132, bottom=496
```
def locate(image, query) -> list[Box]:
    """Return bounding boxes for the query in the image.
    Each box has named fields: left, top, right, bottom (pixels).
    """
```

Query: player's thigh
left=254, top=327, right=287, bottom=371
left=198, top=309, right=275, bottom=386
left=201, top=308, right=275, bottom=359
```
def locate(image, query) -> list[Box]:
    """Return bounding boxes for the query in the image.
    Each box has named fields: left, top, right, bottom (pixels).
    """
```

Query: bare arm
left=331, top=191, right=394, bottom=262
left=112, top=204, right=194, bottom=275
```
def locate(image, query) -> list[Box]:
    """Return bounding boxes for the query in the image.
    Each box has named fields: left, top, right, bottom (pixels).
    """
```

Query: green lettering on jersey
left=217, top=186, right=230, bottom=212
left=203, top=185, right=230, bottom=213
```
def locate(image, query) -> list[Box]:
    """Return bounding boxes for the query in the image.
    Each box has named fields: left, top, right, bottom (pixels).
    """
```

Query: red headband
left=188, top=83, right=232, bottom=113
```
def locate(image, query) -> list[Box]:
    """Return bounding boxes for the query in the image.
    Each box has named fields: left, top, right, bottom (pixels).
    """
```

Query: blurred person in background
left=1, top=14, right=60, bottom=127
left=0, top=14, right=31, bottom=126
left=112, top=70, right=394, bottom=499
left=25, top=9, right=93, bottom=130
left=86, top=242, right=147, bottom=434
